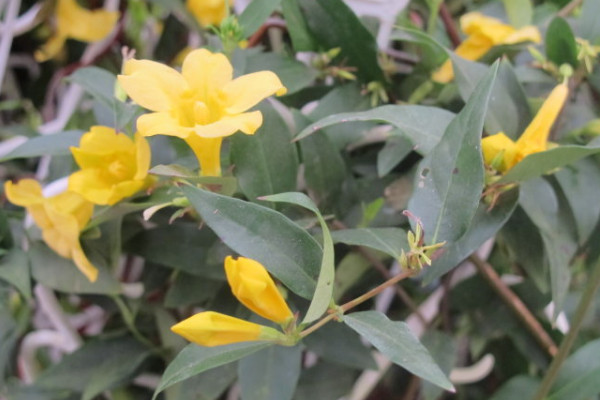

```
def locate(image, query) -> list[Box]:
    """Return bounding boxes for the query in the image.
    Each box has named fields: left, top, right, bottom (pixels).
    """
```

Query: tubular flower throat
left=35, top=0, right=119, bottom=62
left=68, top=126, right=155, bottom=206
left=186, top=0, right=231, bottom=27
left=117, top=48, right=287, bottom=177
left=482, top=83, right=569, bottom=173
left=433, top=12, right=541, bottom=83
left=4, top=179, right=98, bottom=282
left=171, top=256, right=293, bottom=347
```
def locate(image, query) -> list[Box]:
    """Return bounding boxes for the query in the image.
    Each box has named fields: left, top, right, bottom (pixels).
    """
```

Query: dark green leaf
left=297, top=0, right=384, bottom=83
left=0, top=249, right=31, bottom=300
left=296, top=105, right=455, bottom=155
left=344, top=311, right=454, bottom=391
left=259, top=192, right=333, bottom=324
left=239, top=0, right=282, bottom=37
left=166, top=363, right=237, bottom=400
left=29, top=243, right=121, bottom=295
left=231, top=103, right=299, bottom=201
left=377, top=134, right=414, bottom=177
left=293, top=362, right=356, bottom=400
left=546, top=17, right=579, bottom=68
left=182, top=186, right=320, bottom=298
left=421, top=331, right=457, bottom=400
left=0, top=130, right=83, bottom=161
left=453, top=57, right=532, bottom=139
left=238, top=345, right=302, bottom=400
left=390, top=28, right=447, bottom=70
left=548, top=338, right=600, bottom=400
left=332, top=228, right=409, bottom=260
left=281, top=0, right=317, bottom=51
left=244, top=53, right=317, bottom=94
left=408, top=62, right=499, bottom=243
left=490, top=376, right=540, bottom=400
left=154, top=342, right=271, bottom=397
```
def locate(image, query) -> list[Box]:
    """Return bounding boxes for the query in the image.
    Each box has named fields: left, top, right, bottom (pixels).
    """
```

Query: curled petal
left=503, top=26, right=542, bottom=45
left=57, top=0, right=119, bottom=42
left=136, top=112, right=192, bottom=138
left=4, top=179, right=44, bottom=206
left=193, top=111, right=263, bottom=138
left=222, top=71, right=287, bottom=114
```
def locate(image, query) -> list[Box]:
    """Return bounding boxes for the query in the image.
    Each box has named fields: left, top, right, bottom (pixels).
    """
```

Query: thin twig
left=557, top=0, right=584, bottom=17
left=533, top=257, right=600, bottom=399
left=0, top=0, right=22, bottom=94
left=439, top=3, right=461, bottom=48
left=469, top=254, right=558, bottom=357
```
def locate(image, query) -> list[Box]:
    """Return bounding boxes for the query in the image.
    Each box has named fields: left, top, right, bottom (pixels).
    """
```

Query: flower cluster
left=433, top=12, right=541, bottom=83
left=171, top=256, right=295, bottom=347
left=482, top=83, right=569, bottom=173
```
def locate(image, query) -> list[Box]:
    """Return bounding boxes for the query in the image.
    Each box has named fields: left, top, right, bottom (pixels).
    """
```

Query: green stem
left=112, top=295, right=154, bottom=348
left=533, top=258, right=600, bottom=400
left=299, top=269, right=415, bottom=338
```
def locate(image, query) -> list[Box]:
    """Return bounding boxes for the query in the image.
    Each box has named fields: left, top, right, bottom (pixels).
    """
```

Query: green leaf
left=344, top=311, right=454, bottom=391
left=154, top=342, right=272, bottom=398
left=67, top=67, right=138, bottom=129
left=422, top=188, right=519, bottom=284
left=377, top=134, right=414, bottom=177
left=244, top=52, right=317, bottom=94
left=499, top=138, right=600, bottom=183
left=548, top=338, right=600, bottom=400
left=231, top=103, right=299, bottom=201
left=331, top=228, right=409, bottom=261
left=182, top=186, right=320, bottom=298
left=519, top=178, right=577, bottom=314
left=297, top=0, right=384, bottom=83
left=576, top=0, right=600, bottom=43
left=0, top=249, right=31, bottom=300
left=453, top=57, right=532, bottom=139
left=294, top=363, right=356, bottom=400
left=546, top=17, right=579, bottom=68
left=259, top=192, right=333, bottom=324
left=296, top=105, right=455, bottom=155
left=303, top=321, right=377, bottom=370
left=281, top=0, right=317, bottom=51
left=238, top=345, right=302, bottom=400
left=36, top=337, right=150, bottom=395
left=421, top=331, right=457, bottom=400
left=166, top=363, right=237, bottom=400
left=390, top=28, right=447, bottom=70
left=29, top=243, right=121, bottom=295
left=239, top=0, right=283, bottom=37
left=555, top=158, right=600, bottom=244
left=490, top=376, right=540, bottom=400
left=407, top=62, right=499, bottom=244
left=0, top=130, right=83, bottom=161
left=502, top=0, right=533, bottom=27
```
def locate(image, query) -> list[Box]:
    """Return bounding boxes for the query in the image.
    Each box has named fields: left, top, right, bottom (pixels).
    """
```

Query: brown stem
left=557, top=0, right=584, bottom=17
left=469, top=254, right=558, bottom=357
left=247, top=19, right=287, bottom=48
left=439, top=3, right=462, bottom=48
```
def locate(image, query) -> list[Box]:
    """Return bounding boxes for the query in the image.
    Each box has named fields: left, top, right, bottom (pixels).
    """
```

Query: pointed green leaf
left=259, top=192, right=333, bottom=323
left=295, top=105, right=455, bottom=155
left=548, top=338, right=600, bottom=400
left=182, top=186, right=320, bottom=298
left=239, top=0, right=283, bottom=37
left=344, top=311, right=454, bottom=391
left=154, top=342, right=271, bottom=398
left=408, top=62, right=499, bottom=243
left=238, top=345, right=302, bottom=400
left=331, top=228, right=409, bottom=260
left=0, top=249, right=31, bottom=300
left=0, top=130, right=83, bottom=161
left=546, top=17, right=579, bottom=68
left=281, top=0, right=317, bottom=51
left=490, top=376, right=540, bottom=400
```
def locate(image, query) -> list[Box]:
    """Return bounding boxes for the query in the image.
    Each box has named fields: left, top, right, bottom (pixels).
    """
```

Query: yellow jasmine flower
left=4, top=179, right=98, bottom=282
left=482, top=83, right=569, bottom=172
left=35, top=0, right=119, bottom=62
left=171, top=256, right=294, bottom=346
left=68, top=126, right=154, bottom=206
left=171, top=311, right=285, bottom=347
left=433, top=12, right=541, bottom=83
left=225, top=256, right=294, bottom=324
left=117, top=48, right=287, bottom=176
left=186, top=0, right=231, bottom=27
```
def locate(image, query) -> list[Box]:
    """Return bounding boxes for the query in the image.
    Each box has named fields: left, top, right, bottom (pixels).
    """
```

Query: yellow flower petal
left=136, top=113, right=192, bottom=138
left=57, top=0, right=119, bottom=42
left=71, top=245, right=99, bottom=282
left=222, top=71, right=287, bottom=114
left=432, top=34, right=493, bottom=83
left=134, top=133, right=152, bottom=181
left=186, top=0, right=230, bottom=27
left=184, top=136, right=223, bottom=177
left=193, top=111, right=263, bottom=138
left=481, top=132, right=519, bottom=172
left=503, top=26, right=542, bottom=45
left=34, top=34, right=67, bottom=62
left=4, top=179, right=43, bottom=206
left=225, top=256, right=293, bottom=324
left=171, top=311, right=263, bottom=347
left=119, top=59, right=189, bottom=112
left=460, top=12, right=514, bottom=43
left=182, top=48, right=233, bottom=99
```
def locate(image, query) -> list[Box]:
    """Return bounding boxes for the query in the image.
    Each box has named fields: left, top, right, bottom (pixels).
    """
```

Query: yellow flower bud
left=68, top=126, right=155, bottom=206
left=186, top=0, right=232, bottom=28
left=4, top=179, right=98, bottom=282
left=225, top=256, right=293, bottom=324
left=170, top=311, right=283, bottom=347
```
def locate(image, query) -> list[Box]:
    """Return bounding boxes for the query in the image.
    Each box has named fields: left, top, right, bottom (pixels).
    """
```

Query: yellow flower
left=225, top=256, right=294, bottom=324
left=171, top=311, right=285, bottom=347
left=482, top=83, right=569, bottom=172
left=68, top=126, right=154, bottom=206
left=171, top=256, right=294, bottom=346
left=117, top=48, right=287, bottom=176
left=433, top=12, right=541, bottom=83
left=4, top=179, right=98, bottom=282
left=186, top=0, right=231, bottom=27
left=35, top=0, right=119, bottom=62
